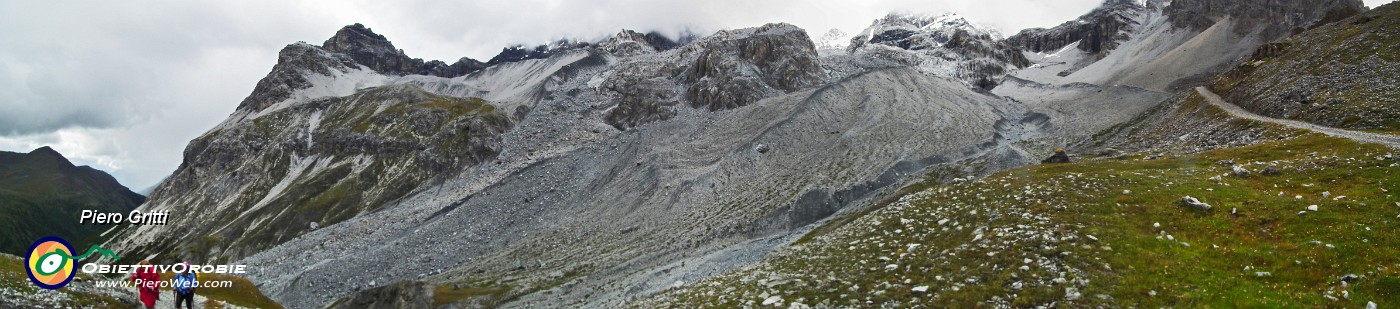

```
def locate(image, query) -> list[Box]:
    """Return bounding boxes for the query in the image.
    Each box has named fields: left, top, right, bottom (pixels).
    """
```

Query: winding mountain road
left=1195, top=87, right=1400, bottom=148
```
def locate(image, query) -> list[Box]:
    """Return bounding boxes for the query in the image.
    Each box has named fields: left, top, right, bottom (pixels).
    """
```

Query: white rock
left=1065, top=287, right=1082, bottom=300
left=1255, top=272, right=1271, bottom=277
left=884, top=264, right=898, bottom=271
left=1368, top=301, right=1378, bottom=309
left=1307, top=205, right=1319, bottom=211
left=912, top=285, right=929, bottom=293
left=1232, top=166, right=1250, bottom=177
left=1322, top=191, right=1331, bottom=198
left=1148, top=290, right=1158, bottom=296
left=762, top=295, right=783, bottom=306
left=1180, top=196, right=1212, bottom=211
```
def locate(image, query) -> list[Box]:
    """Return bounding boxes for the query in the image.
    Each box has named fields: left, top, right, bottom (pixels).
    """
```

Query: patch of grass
left=433, top=284, right=513, bottom=307
left=158, top=271, right=285, bottom=309
left=652, top=134, right=1400, bottom=307
left=0, top=253, right=130, bottom=308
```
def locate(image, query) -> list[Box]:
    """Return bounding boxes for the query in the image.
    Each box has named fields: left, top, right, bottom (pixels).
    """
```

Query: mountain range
left=3, top=0, right=1393, bottom=307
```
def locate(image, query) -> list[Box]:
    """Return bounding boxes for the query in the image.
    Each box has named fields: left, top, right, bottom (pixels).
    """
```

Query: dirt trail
left=1195, top=87, right=1400, bottom=148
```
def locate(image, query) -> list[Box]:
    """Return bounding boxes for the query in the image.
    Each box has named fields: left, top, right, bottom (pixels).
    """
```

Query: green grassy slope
left=1210, top=2, right=1400, bottom=130
left=649, top=133, right=1399, bottom=307
left=0, top=147, right=144, bottom=256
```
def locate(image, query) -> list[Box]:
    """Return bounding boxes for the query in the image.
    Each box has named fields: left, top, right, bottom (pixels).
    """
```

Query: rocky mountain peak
left=847, top=12, right=1028, bottom=89
left=602, top=22, right=825, bottom=129
left=814, top=28, right=850, bottom=50
left=865, top=12, right=1003, bottom=43
left=321, top=23, right=399, bottom=56
left=316, top=23, right=487, bottom=78
left=485, top=39, right=589, bottom=65
left=1006, top=0, right=1147, bottom=57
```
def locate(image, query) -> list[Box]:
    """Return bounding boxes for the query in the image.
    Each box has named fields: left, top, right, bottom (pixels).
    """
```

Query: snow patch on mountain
left=1012, top=41, right=1093, bottom=84
left=846, top=12, right=1028, bottom=89
left=815, top=28, right=850, bottom=51
left=254, top=68, right=392, bottom=119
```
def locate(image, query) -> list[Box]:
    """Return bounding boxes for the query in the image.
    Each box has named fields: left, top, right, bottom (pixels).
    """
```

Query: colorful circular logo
left=25, top=236, right=76, bottom=290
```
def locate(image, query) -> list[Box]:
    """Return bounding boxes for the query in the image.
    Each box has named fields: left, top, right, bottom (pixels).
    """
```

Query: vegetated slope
left=1208, top=2, right=1400, bottom=130
left=104, top=25, right=522, bottom=264
left=0, top=252, right=285, bottom=309
left=647, top=105, right=1400, bottom=307
left=0, top=253, right=135, bottom=308
left=0, top=147, right=144, bottom=255
left=1195, top=87, right=1400, bottom=148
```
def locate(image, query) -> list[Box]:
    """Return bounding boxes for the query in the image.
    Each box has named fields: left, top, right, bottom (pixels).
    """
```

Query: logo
left=26, top=237, right=77, bottom=290
left=24, top=236, right=121, bottom=290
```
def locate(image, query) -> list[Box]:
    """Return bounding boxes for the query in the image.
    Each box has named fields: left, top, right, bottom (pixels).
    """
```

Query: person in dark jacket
left=173, top=262, right=198, bottom=309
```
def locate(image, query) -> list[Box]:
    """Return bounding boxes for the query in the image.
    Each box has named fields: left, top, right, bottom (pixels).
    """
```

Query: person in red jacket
left=129, top=260, right=161, bottom=308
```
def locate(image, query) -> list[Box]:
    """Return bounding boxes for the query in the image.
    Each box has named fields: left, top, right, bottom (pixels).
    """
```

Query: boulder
left=1041, top=149, right=1071, bottom=164
left=1342, top=274, right=1361, bottom=283
left=1232, top=165, right=1250, bottom=177
left=1180, top=196, right=1212, bottom=211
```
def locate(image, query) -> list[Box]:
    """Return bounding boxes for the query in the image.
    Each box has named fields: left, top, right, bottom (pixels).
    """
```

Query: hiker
left=173, top=261, right=199, bottom=309
left=129, top=260, right=160, bottom=309
left=1042, top=148, right=1071, bottom=164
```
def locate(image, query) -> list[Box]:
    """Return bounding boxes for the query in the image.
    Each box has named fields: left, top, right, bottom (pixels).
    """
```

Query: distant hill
left=0, top=146, right=145, bottom=255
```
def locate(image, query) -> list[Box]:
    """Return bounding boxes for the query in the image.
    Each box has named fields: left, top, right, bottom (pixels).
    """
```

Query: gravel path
left=1196, top=87, right=1400, bottom=148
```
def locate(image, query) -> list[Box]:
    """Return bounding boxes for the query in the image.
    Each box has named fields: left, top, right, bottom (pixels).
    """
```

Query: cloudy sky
left=1, top=0, right=1394, bottom=191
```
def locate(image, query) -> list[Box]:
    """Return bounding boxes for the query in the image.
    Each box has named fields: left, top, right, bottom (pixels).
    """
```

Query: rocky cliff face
left=1007, top=0, right=1149, bottom=59
left=108, top=26, right=516, bottom=263
left=603, top=23, right=826, bottom=129
left=1007, top=0, right=1367, bottom=92
left=323, top=23, right=487, bottom=78
left=1165, top=0, right=1366, bottom=37
left=847, top=13, right=1029, bottom=89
